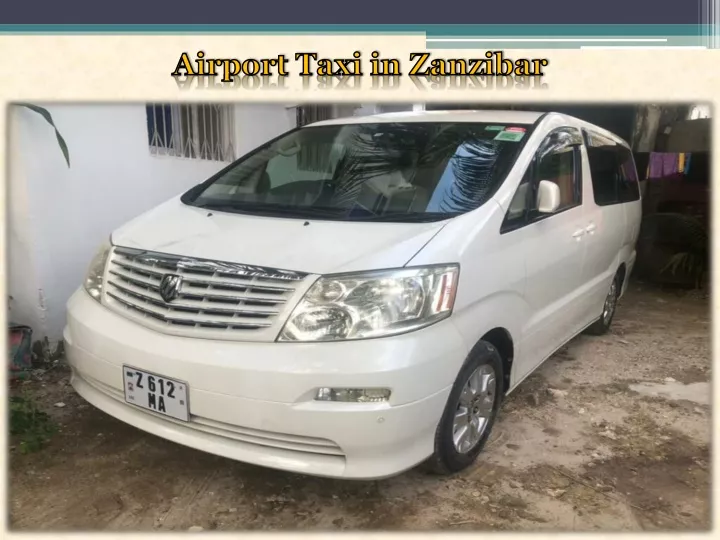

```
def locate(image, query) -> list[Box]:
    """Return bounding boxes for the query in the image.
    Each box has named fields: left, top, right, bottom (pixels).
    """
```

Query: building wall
left=666, top=118, right=711, bottom=153
left=8, top=113, right=44, bottom=334
left=9, top=103, right=294, bottom=342
left=234, top=104, right=297, bottom=157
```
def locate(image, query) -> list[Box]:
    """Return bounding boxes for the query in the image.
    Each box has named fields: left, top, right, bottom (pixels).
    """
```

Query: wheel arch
left=476, top=327, right=515, bottom=395
left=617, top=262, right=627, bottom=287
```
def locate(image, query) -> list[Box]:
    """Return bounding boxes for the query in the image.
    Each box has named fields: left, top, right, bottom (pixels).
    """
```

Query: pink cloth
left=648, top=152, right=681, bottom=179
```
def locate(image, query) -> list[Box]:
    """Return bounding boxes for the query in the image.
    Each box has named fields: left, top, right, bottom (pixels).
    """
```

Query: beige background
left=0, top=34, right=717, bottom=538
left=0, top=36, right=717, bottom=100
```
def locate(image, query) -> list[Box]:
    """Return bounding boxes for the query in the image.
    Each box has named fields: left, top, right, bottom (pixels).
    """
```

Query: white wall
left=234, top=104, right=296, bottom=157
left=9, top=103, right=295, bottom=342
left=9, top=113, right=44, bottom=334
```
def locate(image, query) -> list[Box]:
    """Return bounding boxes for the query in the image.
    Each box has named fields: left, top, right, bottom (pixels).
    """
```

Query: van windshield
left=184, top=121, right=533, bottom=222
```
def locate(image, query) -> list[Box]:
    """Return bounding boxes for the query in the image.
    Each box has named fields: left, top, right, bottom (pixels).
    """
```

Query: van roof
left=305, top=109, right=631, bottom=148
left=307, top=109, right=545, bottom=126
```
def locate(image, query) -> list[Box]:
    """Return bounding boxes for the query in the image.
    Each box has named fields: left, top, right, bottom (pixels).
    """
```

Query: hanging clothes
left=648, top=152, right=665, bottom=178
left=647, top=152, right=687, bottom=179
left=661, top=153, right=677, bottom=176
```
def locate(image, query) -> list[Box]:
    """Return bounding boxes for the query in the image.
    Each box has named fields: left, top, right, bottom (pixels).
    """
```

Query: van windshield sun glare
left=184, top=122, right=533, bottom=223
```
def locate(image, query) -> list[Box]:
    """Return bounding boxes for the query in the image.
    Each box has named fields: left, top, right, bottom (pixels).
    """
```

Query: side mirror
left=537, top=180, right=560, bottom=214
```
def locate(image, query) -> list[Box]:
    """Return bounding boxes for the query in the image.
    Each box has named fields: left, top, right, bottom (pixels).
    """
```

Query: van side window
left=585, top=145, right=618, bottom=205
left=501, top=127, right=582, bottom=233
left=616, top=145, right=641, bottom=202
left=584, top=129, right=640, bottom=206
left=505, top=166, right=532, bottom=223
left=537, top=146, right=580, bottom=211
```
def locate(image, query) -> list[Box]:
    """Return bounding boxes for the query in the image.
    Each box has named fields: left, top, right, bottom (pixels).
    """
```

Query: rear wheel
left=425, top=341, right=504, bottom=475
left=585, top=273, right=621, bottom=335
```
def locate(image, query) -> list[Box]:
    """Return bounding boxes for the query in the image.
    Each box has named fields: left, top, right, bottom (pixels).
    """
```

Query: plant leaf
left=19, top=103, right=70, bottom=168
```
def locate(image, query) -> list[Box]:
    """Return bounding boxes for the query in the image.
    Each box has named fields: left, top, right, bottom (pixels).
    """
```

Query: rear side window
left=584, top=129, right=640, bottom=206
left=616, top=146, right=640, bottom=202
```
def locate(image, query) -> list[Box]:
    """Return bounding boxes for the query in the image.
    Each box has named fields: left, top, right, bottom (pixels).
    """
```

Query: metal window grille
left=146, top=103, right=236, bottom=162
left=296, top=104, right=334, bottom=127
left=295, top=105, right=334, bottom=172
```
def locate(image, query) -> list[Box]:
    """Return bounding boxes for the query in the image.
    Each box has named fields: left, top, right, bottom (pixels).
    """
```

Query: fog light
left=315, top=388, right=391, bottom=403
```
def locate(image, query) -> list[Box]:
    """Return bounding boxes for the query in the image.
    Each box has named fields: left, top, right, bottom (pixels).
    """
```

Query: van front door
left=502, top=127, right=589, bottom=382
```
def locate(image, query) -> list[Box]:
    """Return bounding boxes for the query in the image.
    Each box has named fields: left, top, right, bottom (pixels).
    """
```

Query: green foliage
left=643, top=212, right=709, bottom=289
left=18, top=103, right=70, bottom=168
left=10, top=394, right=57, bottom=454
left=661, top=251, right=707, bottom=288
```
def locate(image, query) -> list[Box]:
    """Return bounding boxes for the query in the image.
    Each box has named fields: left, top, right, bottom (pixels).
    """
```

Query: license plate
left=122, top=366, right=189, bottom=422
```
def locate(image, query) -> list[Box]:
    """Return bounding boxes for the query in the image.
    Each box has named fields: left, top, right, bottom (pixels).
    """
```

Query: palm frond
left=639, top=212, right=708, bottom=289
left=18, top=103, right=70, bottom=168
left=661, top=252, right=695, bottom=275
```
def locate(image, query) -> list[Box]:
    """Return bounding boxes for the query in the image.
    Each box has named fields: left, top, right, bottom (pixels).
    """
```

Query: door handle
left=586, top=223, right=597, bottom=235
left=572, top=229, right=585, bottom=239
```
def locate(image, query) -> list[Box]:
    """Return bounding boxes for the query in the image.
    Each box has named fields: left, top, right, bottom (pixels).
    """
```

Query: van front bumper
left=64, top=289, right=469, bottom=479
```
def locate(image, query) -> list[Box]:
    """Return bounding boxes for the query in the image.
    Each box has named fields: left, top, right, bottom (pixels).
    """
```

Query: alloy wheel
left=602, top=280, right=618, bottom=325
left=452, top=363, right=497, bottom=454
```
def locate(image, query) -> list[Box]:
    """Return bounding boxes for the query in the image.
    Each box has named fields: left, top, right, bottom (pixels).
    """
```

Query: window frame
left=583, top=128, right=640, bottom=207
left=617, top=145, right=642, bottom=204
left=501, top=126, right=584, bottom=234
left=181, top=119, right=547, bottom=220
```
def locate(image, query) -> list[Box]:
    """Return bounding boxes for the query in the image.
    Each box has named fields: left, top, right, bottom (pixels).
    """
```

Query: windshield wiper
left=193, top=201, right=458, bottom=223
left=194, top=202, right=346, bottom=220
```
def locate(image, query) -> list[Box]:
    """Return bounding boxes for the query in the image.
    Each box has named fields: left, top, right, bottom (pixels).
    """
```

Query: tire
left=585, top=272, right=621, bottom=336
left=425, top=341, right=504, bottom=475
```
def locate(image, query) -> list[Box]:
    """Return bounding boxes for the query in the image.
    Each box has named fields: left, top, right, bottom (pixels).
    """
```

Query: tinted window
left=185, top=122, right=533, bottom=223
left=584, top=129, right=639, bottom=206
left=617, top=145, right=640, bottom=202
left=586, top=146, right=618, bottom=205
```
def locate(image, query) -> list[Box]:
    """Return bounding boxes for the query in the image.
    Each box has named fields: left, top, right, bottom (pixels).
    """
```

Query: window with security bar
left=146, top=103, right=236, bottom=162
left=295, top=105, right=334, bottom=172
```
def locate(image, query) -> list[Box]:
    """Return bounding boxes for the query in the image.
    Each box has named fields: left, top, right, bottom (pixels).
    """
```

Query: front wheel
left=425, top=341, right=504, bottom=475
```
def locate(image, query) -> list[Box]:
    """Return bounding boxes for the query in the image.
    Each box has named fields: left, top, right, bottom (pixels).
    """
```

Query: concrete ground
left=10, top=283, right=711, bottom=531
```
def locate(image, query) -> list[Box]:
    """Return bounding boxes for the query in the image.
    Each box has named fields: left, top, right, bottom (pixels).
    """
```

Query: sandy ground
left=9, top=283, right=711, bottom=531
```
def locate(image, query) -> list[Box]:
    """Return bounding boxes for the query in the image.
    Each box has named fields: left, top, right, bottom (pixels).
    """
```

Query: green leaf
left=19, top=103, right=70, bottom=168
left=10, top=394, right=56, bottom=453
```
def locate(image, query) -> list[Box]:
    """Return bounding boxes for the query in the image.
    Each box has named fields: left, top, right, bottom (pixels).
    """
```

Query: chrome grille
left=103, top=246, right=314, bottom=341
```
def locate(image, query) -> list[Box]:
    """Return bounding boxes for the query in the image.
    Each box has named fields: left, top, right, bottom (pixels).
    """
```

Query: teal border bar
left=0, top=24, right=709, bottom=36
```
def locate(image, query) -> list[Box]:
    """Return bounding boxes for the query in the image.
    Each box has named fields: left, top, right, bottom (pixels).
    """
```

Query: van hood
left=111, top=198, right=449, bottom=275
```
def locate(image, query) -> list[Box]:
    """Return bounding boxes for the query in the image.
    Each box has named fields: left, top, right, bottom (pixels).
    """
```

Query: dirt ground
left=9, top=283, right=712, bottom=531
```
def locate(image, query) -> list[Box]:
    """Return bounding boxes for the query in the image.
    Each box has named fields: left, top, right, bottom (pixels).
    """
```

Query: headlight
left=84, top=240, right=112, bottom=302
left=279, top=265, right=459, bottom=342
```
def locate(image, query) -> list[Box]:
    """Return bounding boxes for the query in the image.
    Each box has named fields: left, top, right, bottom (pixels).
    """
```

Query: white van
left=65, top=110, right=641, bottom=479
